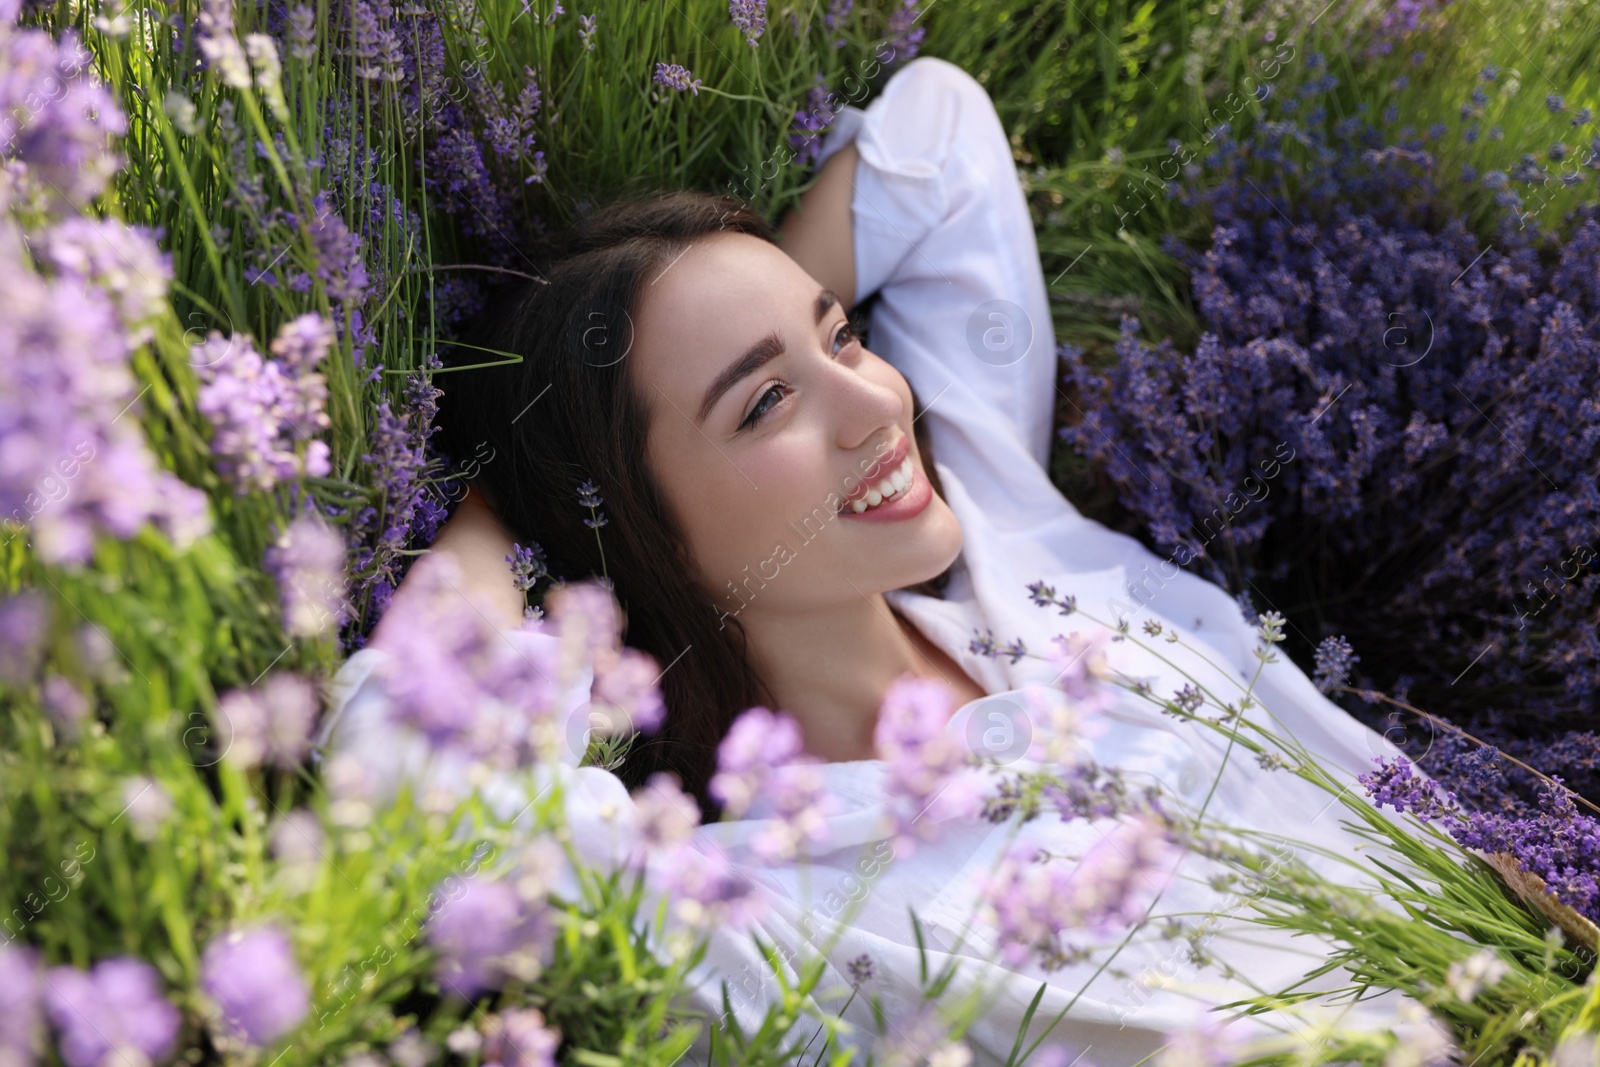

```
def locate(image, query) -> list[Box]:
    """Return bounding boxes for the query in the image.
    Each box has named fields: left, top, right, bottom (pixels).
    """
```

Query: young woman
left=322, top=57, right=1421, bottom=1063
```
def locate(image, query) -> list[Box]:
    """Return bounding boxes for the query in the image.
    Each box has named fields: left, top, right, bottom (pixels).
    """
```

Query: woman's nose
left=827, top=352, right=905, bottom=451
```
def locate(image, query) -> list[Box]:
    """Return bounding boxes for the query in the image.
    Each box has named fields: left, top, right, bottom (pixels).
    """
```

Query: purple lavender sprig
left=200, top=925, right=311, bottom=1046
left=1359, top=755, right=1600, bottom=925
left=576, top=479, right=608, bottom=579
left=787, top=74, right=837, bottom=169
left=426, top=876, right=554, bottom=999
left=1313, top=634, right=1359, bottom=694
left=729, top=0, right=766, bottom=46
left=42, top=958, right=181, bottom=1067
left=980, top=812, right=1177, bottom=971
left=652, top=62, right=702, bottom=96
left=506, top=542, right=549, bottom=594
left=880, top=0, right=926, bottom=67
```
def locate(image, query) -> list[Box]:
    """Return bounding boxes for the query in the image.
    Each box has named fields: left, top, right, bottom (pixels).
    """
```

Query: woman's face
left=630, top=231, right=964, bottom=623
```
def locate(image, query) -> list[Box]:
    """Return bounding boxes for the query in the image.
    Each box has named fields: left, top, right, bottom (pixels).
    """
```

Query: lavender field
left=2, top=0, right=1598, bottom=1064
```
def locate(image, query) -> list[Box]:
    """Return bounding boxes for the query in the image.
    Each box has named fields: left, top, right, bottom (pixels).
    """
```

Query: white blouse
left=318, top=56, right=1420, bottom=1065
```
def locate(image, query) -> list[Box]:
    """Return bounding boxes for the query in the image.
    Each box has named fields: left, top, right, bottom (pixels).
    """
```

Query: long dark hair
left=435, top=188, right=951, bottom=823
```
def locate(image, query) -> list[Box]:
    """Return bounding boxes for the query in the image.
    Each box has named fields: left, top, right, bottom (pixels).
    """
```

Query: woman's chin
left=884, top=503, right=965, bottom=589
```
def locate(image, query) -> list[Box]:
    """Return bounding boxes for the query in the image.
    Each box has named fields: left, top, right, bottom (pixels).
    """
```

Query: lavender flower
left=1359, top=758, right=1600, bottom=925
left=0, top=945, right=42, bottom=1067
left=42, top=958, right=181, bottom=1067
left=200, top=925, right=311, bottom=1045
left=543, top=580, right=621, bottom=672
left=303, top=193, right=371, bottom=303
left=0, top=22, right=128, bottom=211
left=38, top=217, right=172, bottom=348
left=787, top=74, right=837, bottom=168
left=506, top=542, right=549, bottom=593
left=708, top=705, right=803, bottom=817
left=729, top=0, right=765, bottom=46
left=483, top=70, right=542, bottom=165
left=981, top=812, right=1176, bottom=970
left=658, top=837, right=766, bottom=929
left=347, top=398, right=429, bottom=626
left=1, top=219, right=211, bottom=565
left=880, top=0, right=926, bottom=66
left=244, top=33, right=287, bottom=119
left=1046, top=630, right=1116, bottom=710
left=372, top=554, right=564, bottom=767
left=196, top=0, right=251, bottom=89
left=748, top=760, right=834, bottom=862
left=478, top=1009, right=561, bottom=1067
left=1384, top=1000, right=1456, bottom=1067
left=845, top=952, right=874, bottom=985
left=874, top=676, right=989, bottom=855
left=345, top=0, right=404, bottom=82
left=575, top=478, right=608, bottom=529
left=577, top=13, right=596, bottom=50
left=389, top=1028, right=438, bottom=1067
left=216, top=672, right=319, bottom=771
left=268, top=809, right=325, bottom=866
left=1312, top=634, right=1359, bottom=694
left=870, top=1004, right=969, bottom=1067
left=0, top=590, right=47, bottom=684
left=629, top=771, right=700, bottom=856
left=590, top=646, right=666, bottom=734
left=1359, top=756, right=1459, bottom=823
left=193, top=320, right=333, bottom=494
left=1064, top=79, right=1600, bottom=814
left=41, top=673, right=90, bottom=736
left=266, top=511, right=348, bottom=638
left=287, top=5, right=317, bottom=60
left=1169, top=684, right=1203, bottom=715
left=426, top=876, right=553, bottom=998
left=652, top=62, right=702, bottom=96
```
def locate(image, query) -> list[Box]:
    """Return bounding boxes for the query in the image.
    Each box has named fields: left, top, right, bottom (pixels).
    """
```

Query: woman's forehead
left=630, top=232, right=817, bottom=407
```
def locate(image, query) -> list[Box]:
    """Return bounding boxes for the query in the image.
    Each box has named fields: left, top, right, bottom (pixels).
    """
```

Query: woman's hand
left=367, top=484, right=525, bottom=652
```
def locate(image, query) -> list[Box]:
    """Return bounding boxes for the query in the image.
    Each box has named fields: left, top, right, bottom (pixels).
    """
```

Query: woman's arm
left=788, top=58, right=1059, bottom=480
left=777, top=142, right=860, bottom=312
left=367, top=484, right=524, bottom=652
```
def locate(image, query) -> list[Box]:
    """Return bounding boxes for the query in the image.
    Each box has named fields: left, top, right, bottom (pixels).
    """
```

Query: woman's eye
left=832, top=320, right=859, bottom=354
left=739, top=383, right=787, bottom=430
left=737, top=325, right=855, bottom=432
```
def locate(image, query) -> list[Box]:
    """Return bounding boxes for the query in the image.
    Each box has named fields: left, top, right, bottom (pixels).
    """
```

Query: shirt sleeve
left=813, top=57, right=1062, bottom=523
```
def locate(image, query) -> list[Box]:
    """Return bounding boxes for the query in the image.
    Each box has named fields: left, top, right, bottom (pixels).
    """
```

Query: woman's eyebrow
left=695, top=288, right=840, bottom=425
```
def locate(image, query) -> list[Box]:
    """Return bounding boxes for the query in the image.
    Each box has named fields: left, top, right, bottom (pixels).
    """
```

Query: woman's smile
left=835, top=432, right=933, bottom=522
left=839, top=456, right=931, bottom=522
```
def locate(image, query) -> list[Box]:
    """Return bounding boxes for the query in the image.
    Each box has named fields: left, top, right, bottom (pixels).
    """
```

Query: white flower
left=119, top=775, right=174, bottom=840
left=928, top=1043, right=973, bottom=1067
left=1382, top=1001, right=1455, bottom=1067
left=1444, top=948, right=1509, bottom=1003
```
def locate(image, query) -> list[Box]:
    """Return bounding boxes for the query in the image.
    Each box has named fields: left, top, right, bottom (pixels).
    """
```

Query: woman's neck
left=742, top=592, right=982, bottom=762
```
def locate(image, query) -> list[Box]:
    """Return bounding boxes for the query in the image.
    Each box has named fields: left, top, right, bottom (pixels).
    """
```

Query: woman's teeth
left=848, top=457, right=915, bottom=514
